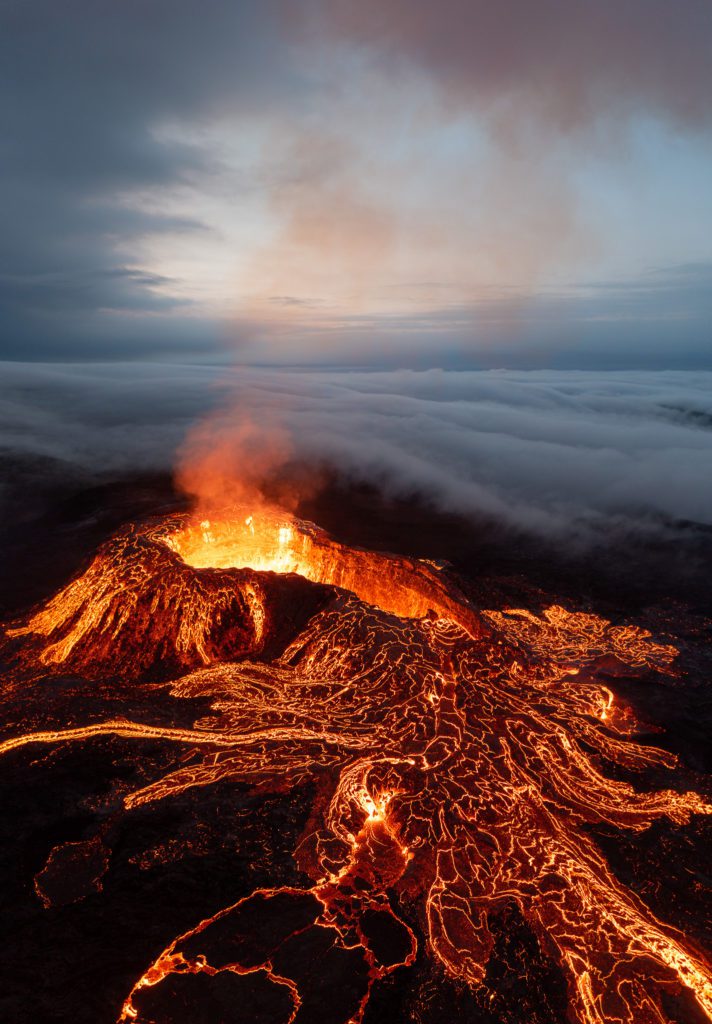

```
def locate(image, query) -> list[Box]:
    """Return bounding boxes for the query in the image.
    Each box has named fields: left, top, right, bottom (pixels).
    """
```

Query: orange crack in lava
left=2, top=507, right=711, bottom=1024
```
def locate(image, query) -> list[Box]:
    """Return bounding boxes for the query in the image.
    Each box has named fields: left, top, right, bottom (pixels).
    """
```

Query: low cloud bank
left=2, top=362, right=712, bottom=545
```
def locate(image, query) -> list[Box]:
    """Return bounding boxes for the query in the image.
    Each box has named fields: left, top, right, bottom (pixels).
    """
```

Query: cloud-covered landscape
left=3, top=362, right=711, bottom=546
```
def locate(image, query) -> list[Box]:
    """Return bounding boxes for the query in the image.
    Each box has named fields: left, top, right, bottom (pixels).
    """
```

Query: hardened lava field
left=1, top=508, right=711, bottom=1024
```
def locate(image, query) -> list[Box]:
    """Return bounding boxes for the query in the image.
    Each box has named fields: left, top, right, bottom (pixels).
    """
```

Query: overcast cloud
left=1, top=1, right=711, bottom=365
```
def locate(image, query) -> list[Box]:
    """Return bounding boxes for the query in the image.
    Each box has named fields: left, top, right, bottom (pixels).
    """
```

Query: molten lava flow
left=2, top=508, right=712, bottom=1024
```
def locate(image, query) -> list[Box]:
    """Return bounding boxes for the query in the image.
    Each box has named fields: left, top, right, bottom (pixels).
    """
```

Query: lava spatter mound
left=2, top=509, right=711, bottom=1024
left=8, top=509, right=482, bottom=680
left=7, top=518, right=331, bottom=679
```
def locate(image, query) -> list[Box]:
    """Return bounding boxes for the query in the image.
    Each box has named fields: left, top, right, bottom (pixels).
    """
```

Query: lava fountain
left=2, top=503, right=711, bottom=1024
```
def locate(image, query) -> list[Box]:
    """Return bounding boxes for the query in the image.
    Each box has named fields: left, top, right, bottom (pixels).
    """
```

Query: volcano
left=1, top=502, right=711, bottom=1024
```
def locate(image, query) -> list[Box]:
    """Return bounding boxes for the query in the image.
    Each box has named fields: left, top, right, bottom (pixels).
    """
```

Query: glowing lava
left=2, top=507, right=711, bottom=1024
left=166, top=508, right=481, bottom=634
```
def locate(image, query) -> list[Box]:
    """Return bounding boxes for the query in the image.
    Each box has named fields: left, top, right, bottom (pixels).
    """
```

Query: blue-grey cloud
left=0, top=0, right=295, bottom=357
left=2, top=1, right=711, bottom=365
left=234, top=263, right=712, bottom=370
left=314, top=0, right=712, bottom=134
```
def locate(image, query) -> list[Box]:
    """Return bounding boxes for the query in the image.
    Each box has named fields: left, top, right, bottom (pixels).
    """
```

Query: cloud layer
left=3, top=362, right=712, bottom=546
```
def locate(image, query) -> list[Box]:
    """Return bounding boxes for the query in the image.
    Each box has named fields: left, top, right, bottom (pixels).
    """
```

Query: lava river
left=2, top=508, right=711, bottom=1024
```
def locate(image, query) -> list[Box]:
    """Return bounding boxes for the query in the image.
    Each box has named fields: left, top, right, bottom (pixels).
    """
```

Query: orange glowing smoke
left=2, top=506, right=711, bottom=1024
left=176, top=415, right=284, bottom=512
left=175, top=408, right=322, bottom=522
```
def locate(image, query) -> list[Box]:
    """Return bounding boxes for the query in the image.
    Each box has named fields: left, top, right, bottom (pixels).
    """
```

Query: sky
left=1, top=0, right=711, bottom=369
